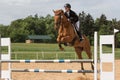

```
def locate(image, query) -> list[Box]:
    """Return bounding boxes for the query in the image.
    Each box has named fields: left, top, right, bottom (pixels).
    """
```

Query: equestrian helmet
left=64, top=3, right=71, bottom=8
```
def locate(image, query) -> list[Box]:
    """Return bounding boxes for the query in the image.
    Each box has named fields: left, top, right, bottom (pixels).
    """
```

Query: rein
left=55, top=13, right=68, bottom=26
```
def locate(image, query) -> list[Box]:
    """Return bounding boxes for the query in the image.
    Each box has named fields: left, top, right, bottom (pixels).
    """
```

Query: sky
left=0, top=0, right=120, bottom=25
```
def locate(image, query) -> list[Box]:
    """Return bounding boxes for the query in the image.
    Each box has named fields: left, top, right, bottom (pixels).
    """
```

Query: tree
left=79, top=12, right=95, bottom=44
left=45, top=14, right=57, bottom=42
left=113, top=19, right=120, bottom=47
left=5, top=14, right=56, bottom=43
left=0, top=13, right=120, bottom=47
left=98, top=14, right=113, bottom=35
left=0, top=24, right=9, bottom=37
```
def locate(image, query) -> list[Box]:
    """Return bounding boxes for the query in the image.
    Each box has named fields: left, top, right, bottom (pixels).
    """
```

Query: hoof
left=59, top=48, right=64, bottom=51
left=81, top=67, right=84, bottom=70
left=91, top=64, right=94, bottom=70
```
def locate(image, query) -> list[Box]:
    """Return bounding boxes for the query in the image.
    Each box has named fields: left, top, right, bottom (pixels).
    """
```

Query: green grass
left=11, top=43, right=75, bottom=52
left=1, top=43, right=120, bottom=59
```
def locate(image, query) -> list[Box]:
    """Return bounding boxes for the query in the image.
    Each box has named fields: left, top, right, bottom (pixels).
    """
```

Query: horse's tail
left=83, top=35, right=89, bottom=43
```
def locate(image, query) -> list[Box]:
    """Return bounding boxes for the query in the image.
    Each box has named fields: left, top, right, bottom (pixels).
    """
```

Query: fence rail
left=11, top=51, right=77, bottom=59
left=1, top=59, right=93, bottom=63
left=2, top=51, right=120, bottom=59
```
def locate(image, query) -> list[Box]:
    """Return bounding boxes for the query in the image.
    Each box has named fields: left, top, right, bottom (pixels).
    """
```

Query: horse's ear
left=60, top=9, right=64, bottom=13
left=53, top=10, right=55, bottom=13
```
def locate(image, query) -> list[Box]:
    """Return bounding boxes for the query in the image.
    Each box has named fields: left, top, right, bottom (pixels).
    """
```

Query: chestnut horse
left=53, top=9, right=93, bottom=70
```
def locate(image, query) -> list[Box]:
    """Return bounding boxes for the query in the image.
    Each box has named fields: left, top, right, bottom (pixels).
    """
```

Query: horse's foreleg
left=57, top=36, right=61, bottom=43
left=58, top=43, right=64, bottom=51
left=56, top=35, right=65, bottom=51
left=61, top=36, right=73, bottom=43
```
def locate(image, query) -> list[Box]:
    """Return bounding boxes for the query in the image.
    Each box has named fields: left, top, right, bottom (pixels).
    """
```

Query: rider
left=64, top=3, right=83, bottom=41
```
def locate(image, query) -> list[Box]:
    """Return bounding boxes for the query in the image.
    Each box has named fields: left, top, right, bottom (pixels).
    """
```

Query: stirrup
left=80, top=38, right=83, bottom=41
left=79, top=37, right=84, bottom=41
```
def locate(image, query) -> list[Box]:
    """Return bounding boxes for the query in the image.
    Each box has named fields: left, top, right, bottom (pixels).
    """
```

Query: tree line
left=0, top=12, right=120, bottom=47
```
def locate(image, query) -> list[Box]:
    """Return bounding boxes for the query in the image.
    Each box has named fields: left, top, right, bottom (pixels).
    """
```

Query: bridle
left=54, top=13, right=63, bottom=29
left=54, top=11, right=69, bottom=30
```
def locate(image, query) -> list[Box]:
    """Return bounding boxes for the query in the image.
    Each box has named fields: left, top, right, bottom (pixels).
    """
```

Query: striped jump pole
left=1, top=59, right=93, bottom=63
left=11, top=69, right=94, bottom=73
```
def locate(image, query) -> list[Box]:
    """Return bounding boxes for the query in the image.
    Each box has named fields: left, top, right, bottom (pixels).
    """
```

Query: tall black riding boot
left=77, top=31, right=83, bottom=41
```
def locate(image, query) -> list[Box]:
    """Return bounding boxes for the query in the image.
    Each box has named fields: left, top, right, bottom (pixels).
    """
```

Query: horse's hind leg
left=74, top=47, right=84, bottom=70
left=85, top=49, right=94, bottom=70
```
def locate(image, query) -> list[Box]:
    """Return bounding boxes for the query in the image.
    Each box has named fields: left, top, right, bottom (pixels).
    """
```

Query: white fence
left=11, top=50, right=120, bottom=60
left=12, top=51, right=78, bottom=59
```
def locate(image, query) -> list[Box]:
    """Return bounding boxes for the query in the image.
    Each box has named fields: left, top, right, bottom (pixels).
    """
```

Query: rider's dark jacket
left=64, top=10, right=78, bottom=24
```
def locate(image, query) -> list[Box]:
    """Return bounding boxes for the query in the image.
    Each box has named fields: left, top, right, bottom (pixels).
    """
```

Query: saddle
left=72, top=24, right=83, bottom=41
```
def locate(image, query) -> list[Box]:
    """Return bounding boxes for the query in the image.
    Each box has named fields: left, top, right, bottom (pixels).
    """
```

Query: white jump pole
left=0, top=35, right=1, bottom=79
left=94, top=32, right=98, bottom=80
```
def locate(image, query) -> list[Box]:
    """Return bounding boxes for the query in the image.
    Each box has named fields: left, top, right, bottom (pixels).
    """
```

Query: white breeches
left=75, top=21, right=80, bottom=31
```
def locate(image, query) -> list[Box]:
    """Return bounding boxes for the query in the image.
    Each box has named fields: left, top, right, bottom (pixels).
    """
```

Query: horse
left=53, top=9, right=93, bottom=70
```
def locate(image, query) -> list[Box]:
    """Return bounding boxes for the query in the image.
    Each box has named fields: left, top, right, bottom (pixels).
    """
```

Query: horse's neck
left=62, top=15, right=72, bottom=27
left=61, top=15, right=75, bottom=35
left=62, top=15, right=69, bottom=23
